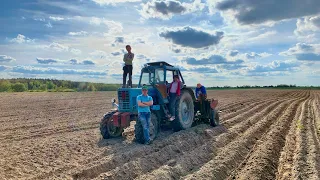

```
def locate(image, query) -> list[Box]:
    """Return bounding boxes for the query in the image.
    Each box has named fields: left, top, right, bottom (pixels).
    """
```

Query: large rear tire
left=134, top=112, right=159, bottom=144
left=100, top=111, right=124, bottom=139
left=172, top=90, right=195, bottom=131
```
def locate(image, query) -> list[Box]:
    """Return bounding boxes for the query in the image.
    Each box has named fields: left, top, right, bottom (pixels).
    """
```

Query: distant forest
left=0, top=78, right=319, bottom=92
left=0, top=78, right=121, bottom=92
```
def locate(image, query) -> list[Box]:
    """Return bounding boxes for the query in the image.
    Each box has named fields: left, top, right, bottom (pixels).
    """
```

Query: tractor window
left=155, top=69, right=164, bottom=83
left=166, top=70, right=173, bottom=83
left=140, top=72, right=152, bottom=86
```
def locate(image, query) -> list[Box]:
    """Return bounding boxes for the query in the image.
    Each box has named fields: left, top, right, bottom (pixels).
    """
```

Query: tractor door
left=154, top=68, right=169, bottom=103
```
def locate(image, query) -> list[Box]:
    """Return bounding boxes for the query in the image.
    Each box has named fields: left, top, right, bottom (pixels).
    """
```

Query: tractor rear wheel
left=172, top=90, right=195, bottom=131
left=210, top=109, right=220, bottom=127
left=100, top=111, right=123, bottom=139
left=134, top=112, right=159, bottom=144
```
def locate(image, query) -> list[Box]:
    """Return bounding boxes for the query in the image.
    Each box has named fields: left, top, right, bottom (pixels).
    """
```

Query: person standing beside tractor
left=195, top=83, right=207, bottom=100
left=136, top=85, right=153, bottom=145
left=168, top=75, right=182, bottom=121
left=123, top=45, right=134, bottom=88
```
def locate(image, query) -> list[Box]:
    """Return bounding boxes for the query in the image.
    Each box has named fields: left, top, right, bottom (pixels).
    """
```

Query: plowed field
left=1, top=90, right=320, bottom=180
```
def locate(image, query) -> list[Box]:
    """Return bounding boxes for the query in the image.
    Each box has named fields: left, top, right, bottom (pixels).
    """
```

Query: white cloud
left=246, top=61, right=300, bottom=77
left=280, top=43, right=320, bottom=61
left=39, top=42, right=82, bottom=55
left=12, top=66, right=106, bottom=76
left=34, top=18, right=46, bottom=22
left=294, top=15, right=320, bottom=42
left=0, top=55, right=16, bottom=63
left=45, top=22, right=53, bottom=28
left=91, top=0, right=141, bottom=6
left=90, top=50, right=108, bottom=59
left=249, top=31, right=277, bottom=41
left=70, top=48, right=82, bottom=55
left=49, top=16, right=64, bottom=21
left=9, top=34, right=34, bottom=44
left=90, top=17, right=123, bottom=35
left=68, top=31, right=88, bottom=36
left=43, top=42, right=69, bottom=52
left=280, top=43, right=320, bottom=55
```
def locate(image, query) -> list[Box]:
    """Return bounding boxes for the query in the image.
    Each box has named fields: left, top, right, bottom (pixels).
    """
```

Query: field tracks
left=1, top=90, right=320, bottom=180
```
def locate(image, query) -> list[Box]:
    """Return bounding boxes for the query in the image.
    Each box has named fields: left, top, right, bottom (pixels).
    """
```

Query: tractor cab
left=138, top=61, right=185, bottom=104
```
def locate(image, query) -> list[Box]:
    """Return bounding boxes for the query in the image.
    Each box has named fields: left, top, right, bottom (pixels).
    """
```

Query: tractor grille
left=118, top=90, right=130, bottom=111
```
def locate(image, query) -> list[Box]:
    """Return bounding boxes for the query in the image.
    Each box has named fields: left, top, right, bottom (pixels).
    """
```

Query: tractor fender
left=181, top=87, right=196, bottom=101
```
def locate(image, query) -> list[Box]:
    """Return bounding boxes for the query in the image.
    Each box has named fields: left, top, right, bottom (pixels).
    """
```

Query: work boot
left=145, top=139, right=152, bottom=145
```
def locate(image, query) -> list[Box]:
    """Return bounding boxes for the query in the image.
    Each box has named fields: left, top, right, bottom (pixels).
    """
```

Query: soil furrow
left=229, top=93, right=309, bottom=180
left=132, top=97, right=294, bottom=180
left=0, top=121, right=99, bottom=143
left=182, top=93, right=308, bottom=180
left=290, top=96, right=320, bottom=180
left=72, top=97, right=283, bottom=179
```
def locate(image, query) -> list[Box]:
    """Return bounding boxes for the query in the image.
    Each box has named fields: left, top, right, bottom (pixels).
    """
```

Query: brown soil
left=0, top=90, right=319, bottom=180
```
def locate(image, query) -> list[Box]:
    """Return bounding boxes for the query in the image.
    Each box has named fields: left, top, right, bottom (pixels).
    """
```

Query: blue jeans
left=169, top=93, right=177, bottom=117
left=138, top=112, right=151, bottom=142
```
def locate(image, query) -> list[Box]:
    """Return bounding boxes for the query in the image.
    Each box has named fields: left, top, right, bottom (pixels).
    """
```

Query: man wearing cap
left=136, top=85, right=153, bottom=145
left=195, top=83, right=207, bottom=100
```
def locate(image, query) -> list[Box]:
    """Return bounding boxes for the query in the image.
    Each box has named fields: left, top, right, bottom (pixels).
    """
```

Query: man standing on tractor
left=168, top=75, right=182, bottom=121
left=195, top=83, right=207, bottom=100
left=137, top=85, right=153, bottom=145
left=123, top=45, right=134, bottom=88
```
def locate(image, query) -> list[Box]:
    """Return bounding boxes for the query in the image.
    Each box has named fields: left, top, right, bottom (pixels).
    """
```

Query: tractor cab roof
left=146, top=61, right=173, bottom=67
left=143, top=61, right=179, bottom=71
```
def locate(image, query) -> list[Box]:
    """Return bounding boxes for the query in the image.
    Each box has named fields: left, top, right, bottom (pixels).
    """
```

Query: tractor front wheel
left=100, top=111, right=123, bottom=139
left=172, top=90, right=195, bottom=131
left=134, top=112, right=159, bottom=144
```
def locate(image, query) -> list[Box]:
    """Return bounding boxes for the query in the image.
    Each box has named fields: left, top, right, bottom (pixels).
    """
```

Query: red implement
left=113, top=112, right=131, bottom=128
left=120, top=112, right=131, bottom=128
left=113, top=112, right=121, bottom=127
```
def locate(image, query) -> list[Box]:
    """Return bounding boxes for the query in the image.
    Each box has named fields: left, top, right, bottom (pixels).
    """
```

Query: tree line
left=0, top=78, right=319, bottom=92
left=207, top=84, right=320, bottom=89
left=0, top=78, right=122, bottom=92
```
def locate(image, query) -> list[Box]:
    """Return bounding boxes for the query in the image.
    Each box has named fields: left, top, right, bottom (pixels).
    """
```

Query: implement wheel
left=210, top=109, right=220, bottom=127
left=100, top=111, right=123, bottom=139
left=172, top=90, right=195, bottom=131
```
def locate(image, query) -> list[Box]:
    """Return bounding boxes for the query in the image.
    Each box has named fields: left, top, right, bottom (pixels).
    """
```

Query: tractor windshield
left=140, top=70, right=154, bottom=86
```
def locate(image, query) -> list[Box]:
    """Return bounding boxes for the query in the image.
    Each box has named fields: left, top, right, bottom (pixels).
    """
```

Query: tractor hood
left=117, top=87, right=158, bottom=113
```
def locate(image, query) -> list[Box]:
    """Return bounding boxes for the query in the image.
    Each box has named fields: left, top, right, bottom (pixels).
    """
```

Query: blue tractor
left=100, top=61, right=219, bottom=144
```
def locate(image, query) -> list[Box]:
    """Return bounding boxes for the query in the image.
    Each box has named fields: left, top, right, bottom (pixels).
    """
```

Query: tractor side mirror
left=111, top=98, right=116, bottom=103
left=111, top=98, right=119, bottom=109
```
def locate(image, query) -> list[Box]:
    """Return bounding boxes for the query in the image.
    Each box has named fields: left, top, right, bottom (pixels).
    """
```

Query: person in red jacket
left=168, top=75, right=181, bottom=121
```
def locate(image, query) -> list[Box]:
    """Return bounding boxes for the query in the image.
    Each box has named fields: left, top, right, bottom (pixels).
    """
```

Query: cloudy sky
left=0, top=0, right=320, bottom=86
